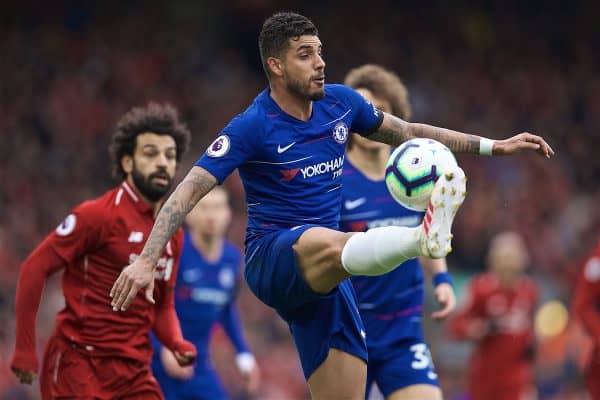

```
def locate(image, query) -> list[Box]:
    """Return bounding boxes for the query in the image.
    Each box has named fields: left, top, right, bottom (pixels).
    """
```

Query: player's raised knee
left=294, top=229, right=353, bottom=293
left=318, top=231, right=351, bottom=265
left=295, top=228, right=350, bottom=265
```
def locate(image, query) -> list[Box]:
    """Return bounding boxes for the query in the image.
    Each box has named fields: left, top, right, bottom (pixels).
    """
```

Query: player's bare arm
left=420, top=257, right=456, bottom=321
left=110, top=166, right=217, bottom=311
left=369, top=112, right=555, bottom=157
left=141, top=166, right=216, bottom=262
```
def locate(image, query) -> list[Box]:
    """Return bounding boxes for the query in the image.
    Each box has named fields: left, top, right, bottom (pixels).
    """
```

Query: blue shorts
left=245, top=225, right=367, bottom=379
left=366, top=338, right=439, bottom=397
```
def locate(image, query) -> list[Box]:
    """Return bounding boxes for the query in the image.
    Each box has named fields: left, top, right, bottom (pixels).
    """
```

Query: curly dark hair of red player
left=109, top=102, right=191, bottom=180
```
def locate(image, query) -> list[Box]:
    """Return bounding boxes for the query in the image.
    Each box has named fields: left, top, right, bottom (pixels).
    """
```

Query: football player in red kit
left=10, top=103, right=196, bottom=399
left=572, top=239, right=600, bottom=400
left=449, top=232, right=538, bottom=400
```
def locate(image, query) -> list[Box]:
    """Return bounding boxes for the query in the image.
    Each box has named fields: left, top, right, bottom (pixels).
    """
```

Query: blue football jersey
left=151, top=233, right=248, bottom=399
left=339, top=159, right=426, bottom=352
left=196, top=84, right=383, bottom=247
left=171, top=233, right=248, bottom=359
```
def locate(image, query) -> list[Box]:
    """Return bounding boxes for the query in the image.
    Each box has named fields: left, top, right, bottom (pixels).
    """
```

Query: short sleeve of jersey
left=49, top=201, right=105, bottom=262
left=195, top=111, right=261, bottom=183
left=336, top=84, right=384, bottom=136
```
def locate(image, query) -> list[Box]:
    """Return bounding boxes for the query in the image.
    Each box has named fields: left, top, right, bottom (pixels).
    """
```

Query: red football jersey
left=12, top=181, right=183, bottom=372
left=574, top=240, right=600, bottom=343
left=449, top=273, right=539, bottom=398
left=573, top=240, right=600, bottom=399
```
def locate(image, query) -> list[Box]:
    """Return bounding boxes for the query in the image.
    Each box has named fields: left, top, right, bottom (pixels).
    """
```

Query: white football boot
left=420, top=166, right=467, bottom=258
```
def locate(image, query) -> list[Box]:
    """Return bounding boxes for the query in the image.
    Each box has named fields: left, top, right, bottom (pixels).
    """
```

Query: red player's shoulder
left=73, top=186, right=121, bottom=220
left=520, top=275, right=538, bottom=288
left=472, top=273, right=497, bottom=291
left=518, top=276, right=539, bottom=299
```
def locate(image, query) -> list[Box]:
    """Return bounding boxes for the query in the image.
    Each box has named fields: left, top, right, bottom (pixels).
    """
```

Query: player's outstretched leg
left=420, top=166, right=467, bottom=258
left=340, top=166, right=466, bottom=277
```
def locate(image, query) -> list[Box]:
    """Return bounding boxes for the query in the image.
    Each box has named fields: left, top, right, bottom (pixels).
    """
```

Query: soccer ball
left=385, top=138, right=458, bottom=211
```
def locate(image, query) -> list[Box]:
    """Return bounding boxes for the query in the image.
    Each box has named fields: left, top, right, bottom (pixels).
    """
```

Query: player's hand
left=11, top=367, right=37, bottom=384
left=110, top=256, right=155, bottom=311
left=173, top=339, right=197, bottom=367
left=494, top=132, right=555, bottom=158
left=174, top=350, right=196, bottom=367
left=431, top=282, right=456, bottom=321
left=160, top=347, right=194, bottom=380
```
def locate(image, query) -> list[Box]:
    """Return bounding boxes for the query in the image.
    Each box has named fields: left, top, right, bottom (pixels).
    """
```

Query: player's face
left=351, top=88, right=391, bottom=152
left=489, top=234, right=529, bottom=283
left=126, top=133, right=177, bottom=202
left=282, top=35, right=325, bottom=100
left=186, top=188, right=231, bottom=239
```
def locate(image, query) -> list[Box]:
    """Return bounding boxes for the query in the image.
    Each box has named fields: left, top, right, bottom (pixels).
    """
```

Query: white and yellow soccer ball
left=385, top=138, right=458, bottom=211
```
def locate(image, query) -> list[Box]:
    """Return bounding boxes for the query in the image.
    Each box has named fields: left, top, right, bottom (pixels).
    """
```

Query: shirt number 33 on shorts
left=409, top=343, right=438, bottom=380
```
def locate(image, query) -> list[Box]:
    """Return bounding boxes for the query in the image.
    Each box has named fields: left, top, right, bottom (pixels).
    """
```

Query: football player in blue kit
left=111, top=12, right=554, bottom=399
left=341, top=64, right=455, bottom=400
left=151, top=187, right=259, bottom=400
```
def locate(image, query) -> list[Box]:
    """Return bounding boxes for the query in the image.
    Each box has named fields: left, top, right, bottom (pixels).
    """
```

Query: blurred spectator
left=448, top=232, right=538, bottom=400
left=151, top=187, right=260, bottom=400
left=572, top=239, right=600, bottom=400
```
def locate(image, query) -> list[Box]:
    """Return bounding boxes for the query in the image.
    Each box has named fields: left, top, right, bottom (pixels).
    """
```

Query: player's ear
left=121, top=155, right=133, bottom=174
left=267, top=57, right=284, bottom=78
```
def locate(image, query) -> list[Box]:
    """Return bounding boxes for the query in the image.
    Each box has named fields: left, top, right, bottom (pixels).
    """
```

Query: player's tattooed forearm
left=369, top=114, right=411, bottom=146
left=443, top=135, right=480, bottom=153
left=409, top=124, right=481, bottom=154
left=371, top=113, right=481, bottom=154
left=141, top=167, right=217, bottom=261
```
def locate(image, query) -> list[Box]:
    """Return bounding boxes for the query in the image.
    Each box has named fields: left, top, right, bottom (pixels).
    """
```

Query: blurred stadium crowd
left=1, top=1, right=598, bottom=399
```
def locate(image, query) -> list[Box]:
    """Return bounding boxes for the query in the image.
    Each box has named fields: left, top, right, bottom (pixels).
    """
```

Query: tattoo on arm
left=141, top=166, right=217, bottom=262
left=368, top=113, right=481, bottom=154
left=367, top=113, right=411, bottom=147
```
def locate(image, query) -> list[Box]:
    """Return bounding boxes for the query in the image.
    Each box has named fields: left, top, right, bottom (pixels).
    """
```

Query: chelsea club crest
left=332, top=122, right=349, bottom=144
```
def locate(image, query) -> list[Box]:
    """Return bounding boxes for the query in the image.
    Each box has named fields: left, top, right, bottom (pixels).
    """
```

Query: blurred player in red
left=449, top=232, right=538, bottom=400
left=10, top=103, right=196, bottom=399
left=572, top=239, right=600, bottom=400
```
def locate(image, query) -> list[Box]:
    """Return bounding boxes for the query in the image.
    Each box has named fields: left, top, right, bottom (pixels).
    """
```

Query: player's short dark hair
left=344, top=64, right=412, bottom=120
left=109, top=102, right=191, bottom=180
left=258, top=12, right=318, bottom=78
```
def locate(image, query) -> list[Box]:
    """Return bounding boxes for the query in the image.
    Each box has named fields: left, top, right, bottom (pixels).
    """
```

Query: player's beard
left=131, top=166, right=173, bottom=202
left=286, top=74, right=325, bottom=101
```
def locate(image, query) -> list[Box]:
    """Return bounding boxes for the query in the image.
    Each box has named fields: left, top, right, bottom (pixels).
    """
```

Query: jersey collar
left=121, top=181, right=154, bottom=215
left=263, top=87, right=316, bottom=124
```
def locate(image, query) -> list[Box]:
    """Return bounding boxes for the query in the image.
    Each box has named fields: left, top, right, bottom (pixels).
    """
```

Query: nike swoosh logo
left=277, top=142, right=296, bottom=153
left=344, top=197, right=367, bottom=210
